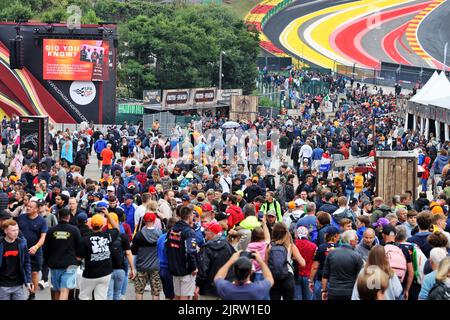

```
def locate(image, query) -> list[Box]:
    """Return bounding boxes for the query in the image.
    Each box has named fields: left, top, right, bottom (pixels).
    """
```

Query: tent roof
left=410, top=71, right=450, bottom=109
left=410, top=71, right=439, bottom=103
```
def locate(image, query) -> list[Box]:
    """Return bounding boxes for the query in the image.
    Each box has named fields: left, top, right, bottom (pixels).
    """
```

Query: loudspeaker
left=20, top=116, right=49, bottom=159
left=9, top=36, right=24, bottom=69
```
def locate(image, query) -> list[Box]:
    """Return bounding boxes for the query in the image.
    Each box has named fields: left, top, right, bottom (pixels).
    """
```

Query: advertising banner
left=192, top=88, right=217, bottom=105
left=217, top=89, right=242, bottom=101
left=43, top=39, right=109, bottom=81
left=143, top=90, right=161, bottom=105
left=162, top=89, right=191, bottom=108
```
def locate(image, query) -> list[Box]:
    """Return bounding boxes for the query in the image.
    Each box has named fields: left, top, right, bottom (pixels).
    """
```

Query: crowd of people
left=0, top=72, right=449, bottom=301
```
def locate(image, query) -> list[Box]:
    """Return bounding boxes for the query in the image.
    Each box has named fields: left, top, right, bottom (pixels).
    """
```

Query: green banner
left=117, top=103, right=144, bottom=115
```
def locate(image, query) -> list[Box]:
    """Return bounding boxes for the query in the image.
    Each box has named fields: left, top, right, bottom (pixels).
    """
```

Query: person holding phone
left=214, top=250, right=274, bottom=300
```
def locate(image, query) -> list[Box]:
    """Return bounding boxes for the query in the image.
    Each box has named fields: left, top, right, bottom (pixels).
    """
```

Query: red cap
left=204, top=222, right=222, bottom=235
left=201, top=203, right=213, bottom=212
left=148, top=186, right=156, bottom=193
left=127, top=182, right=136, bottom=188
left=143, top=212, right=156, bottom=222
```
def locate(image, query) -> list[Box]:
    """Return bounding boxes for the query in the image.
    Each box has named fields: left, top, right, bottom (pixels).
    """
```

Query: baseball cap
left=128, top=182, right=136, bottom=189
left=235, top=190, right=244, bottom=197
left=143, top=212, right=156, bottom=223
left=325, top=192, right=336, bottom=200
left=288, top=201, right=295, bottom=210
left=324, top=226, right=340, bottom=237
left=373, top=217, right=390, bottom=228
left=107, top=186, right=115, bottom=192
left=267, top=210, right=277, bottom=217
left=181, top=194, right=190, bottom=201
left=61, top=190, right=71, bottom=198
left=124, top=193, right=134, bottom=200
left=94, top=192, right=103, bottom=199
left=96, top=201, right=108, bottom=208
left=107, top=213, right=119, bottom=229
left=201, top=203, right=213, bottom=212
left=194, top=206, right=203, bottom=217
left=382, top=224, right=397, bottom=236
left=91, top=214, right=104, bottom=228
left=297, top=226, right=309, bottom=239
left=148, top=186, right=156, bottom=194
left=295, top=199, right=307, bottom=207
left=76, top=212, right=88, bottom=224
left=348, top=198, right=358, bottom=206
left=204, top=221, right=222, bottom=235
left=197, top=192, right=205, bottom=200
left=215, top=212, right=230, bottom=221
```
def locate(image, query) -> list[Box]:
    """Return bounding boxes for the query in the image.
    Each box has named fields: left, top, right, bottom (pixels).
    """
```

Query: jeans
left=107, top=269, right=126, bottom=300
left=294, top=276, right=312, bottom=300
left=421, top=178, right=428, bottom=192
left=345, top=189, right=354, bottom=201
left=121, top=259, right=129, bottom=297
left=313, top=280, right=322, bottom=300
left=102, top=165, right=112, bottom=175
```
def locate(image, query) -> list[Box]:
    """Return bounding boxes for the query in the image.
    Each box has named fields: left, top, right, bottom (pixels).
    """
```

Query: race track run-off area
left=261, top=0, right=450, bottom=70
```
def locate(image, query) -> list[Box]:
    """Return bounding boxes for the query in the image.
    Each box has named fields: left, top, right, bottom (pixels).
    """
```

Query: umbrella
left=221, top=121, right=240, bottom=129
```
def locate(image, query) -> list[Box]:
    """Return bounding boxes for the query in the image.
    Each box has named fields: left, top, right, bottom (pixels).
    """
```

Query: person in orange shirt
left=354, top=172, right=364, bottom=200
left=100, top=143, right=114, bottom=176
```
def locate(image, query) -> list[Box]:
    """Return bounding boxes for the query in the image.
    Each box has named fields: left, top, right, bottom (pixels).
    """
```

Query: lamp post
left=219, top=51, right=226, bottom=91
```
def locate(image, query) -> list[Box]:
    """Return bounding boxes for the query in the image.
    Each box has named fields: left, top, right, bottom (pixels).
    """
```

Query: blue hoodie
left=407, top=231, right=432, bottom=258
left=432, top=154, right=450, bottom=174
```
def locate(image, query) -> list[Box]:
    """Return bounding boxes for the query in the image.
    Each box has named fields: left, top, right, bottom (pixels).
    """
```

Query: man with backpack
left=166, top=206, right=199, bottom=300
left=131, top=212, right=162, bottom=300
left=382, top=224, right=414, bottom=300
left=331, top=196, right=356, bottom=229
left=296, top=202, right=318, bottom=243
left=195, top=221, right=235, bottom=299
left=260, top=192, right=283, bottom=222
left=106, top=213, right=135, bottom=300
left=74, top=143, right=89, bottom=176
left=371, top=197, right=392, bottom=224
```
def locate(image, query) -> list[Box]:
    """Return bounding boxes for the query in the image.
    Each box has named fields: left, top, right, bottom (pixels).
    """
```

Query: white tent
left=412, top=71, right=450, bottom=109
left=410, top=71, right=439, bottom=103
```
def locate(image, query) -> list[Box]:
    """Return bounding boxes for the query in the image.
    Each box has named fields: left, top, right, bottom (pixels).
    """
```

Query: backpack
left=268, top=243, right=290, bottom=280
left=109, top=231, right=125, bottom=269
left=385, top=244, right=407, bottom=282
left=411, top=244, right=427, bottom=284
left=428, top=281, right=450, bottom=300
left=76, top=152, right=87, bottom=167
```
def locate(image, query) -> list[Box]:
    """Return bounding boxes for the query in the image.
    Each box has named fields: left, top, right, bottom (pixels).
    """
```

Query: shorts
left=159, top=267, right=174, bottom=299
left=134, top=270, right=162, bottom=296
left=173, top=274, right=196, bottom=297
left=51, top=267, right=78, bottom=291
left=96, top=153, right=103, bottom=161
left=30, top=255, right=43, bottom=272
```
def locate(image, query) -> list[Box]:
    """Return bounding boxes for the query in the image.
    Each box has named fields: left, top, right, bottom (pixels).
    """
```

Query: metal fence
left=335, top=62, right=445, bottom=89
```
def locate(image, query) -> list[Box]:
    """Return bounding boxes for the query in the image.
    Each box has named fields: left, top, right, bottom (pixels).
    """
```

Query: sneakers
left=38, top=280, right=49, bottom=290
left=27, top=293, right=36, bottom=300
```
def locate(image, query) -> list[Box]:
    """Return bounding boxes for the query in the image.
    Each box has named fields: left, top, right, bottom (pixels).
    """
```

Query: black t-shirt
left=313, top=242, right=336, bottom=280
left=77, top=231, right=113, bottom=279
left=0, top=240, right=23, bottom=287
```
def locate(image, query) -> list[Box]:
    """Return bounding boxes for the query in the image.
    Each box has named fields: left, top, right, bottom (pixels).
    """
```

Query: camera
left=240, top=251, right=255, bottom=259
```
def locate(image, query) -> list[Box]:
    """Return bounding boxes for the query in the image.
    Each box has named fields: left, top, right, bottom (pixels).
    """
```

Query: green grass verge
left=224, top=0, right=261, bottom=19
